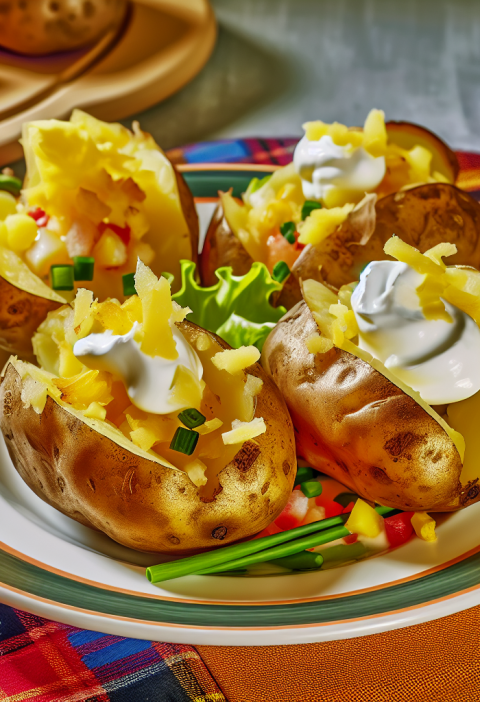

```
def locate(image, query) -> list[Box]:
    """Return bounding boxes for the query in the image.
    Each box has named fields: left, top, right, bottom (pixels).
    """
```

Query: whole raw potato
left=0, top=322, right=296, bottom=554
left=262, top=301, right=480, bottom=512
left=0, top=0, right=127, bottom=55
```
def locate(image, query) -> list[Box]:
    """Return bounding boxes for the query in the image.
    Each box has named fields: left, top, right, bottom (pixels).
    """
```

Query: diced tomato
left=385, top=511, right=415, bottom=547
left=28, top=207, right=48, bottom=227
left=342, top=502, right=356, bottom=514
left=315, top=497, right=344, bottom=518
left=275, top=490, right=309, bottom=531
left=98, top=221, right=131, bottom=246
left=266, top=232, right=301, bottom=272
left=343, top=533, right=358, bottom=544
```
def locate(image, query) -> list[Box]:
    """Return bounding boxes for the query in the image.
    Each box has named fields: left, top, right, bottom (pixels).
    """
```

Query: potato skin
left=261, top=301, right=480, bottom=512
left=0, top=275, right=61, bottom=360
left=0, top=324, right=296, bottom=554
left=202, top=181, right=480, bottom=306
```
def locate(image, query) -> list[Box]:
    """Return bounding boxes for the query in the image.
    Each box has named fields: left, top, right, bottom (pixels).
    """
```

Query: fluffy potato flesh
left=199, top=115, right=458, bottom=289
left=1, top=275, right=295, bottom=554
left=0, top=112, right=198, bottom=358
left=261, top=241, right=480, bottom=512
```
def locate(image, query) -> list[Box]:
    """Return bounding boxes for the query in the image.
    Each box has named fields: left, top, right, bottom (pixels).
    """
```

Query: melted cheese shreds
left=184, top=458, right=208, bottom=487
left=212, top=346, right=260, bottom=375
left=306, top=332, right=334, bottom=354
left=298, top=203, right=354, bottom=247
left=196, top=417, right=223, bottom=435
left=222, top=417, right=266, bottom=445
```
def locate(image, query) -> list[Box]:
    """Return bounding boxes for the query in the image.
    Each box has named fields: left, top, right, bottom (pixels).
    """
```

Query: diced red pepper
left=315, top=497, right=344, bottom=518
left=275, top=490, right=309, bottom=531
left=28, top=207, right=49, bottom=227
left=98, top=221, right=131, bottom=246
left=342, top=502, right=355, bottom=514
left=385, top=511, right=415, bottom=547
left=343, top=533, right=358, bottom=544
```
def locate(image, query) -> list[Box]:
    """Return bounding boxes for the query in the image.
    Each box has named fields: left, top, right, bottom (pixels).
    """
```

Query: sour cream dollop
left=73, top=322, right=203, bottom=414
left=293, top=134, right=386, bottom=203
left=350, top=261, right=480, bottom=405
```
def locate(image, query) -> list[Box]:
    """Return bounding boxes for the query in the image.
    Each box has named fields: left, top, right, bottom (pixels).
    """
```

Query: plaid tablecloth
left=2, top=136, right=480, bottom=702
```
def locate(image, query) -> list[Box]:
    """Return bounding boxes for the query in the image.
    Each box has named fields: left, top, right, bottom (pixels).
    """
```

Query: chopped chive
left=269, top=551, right=324, bottom=571
left=122, top=272, right=136, bottom=296
left=249, top=174, right=272, bottom=194
left=272, top=261, right=290, bottom=283
left=280, top=221, right=296, bottom=244
left=301, top=199, right=322, bottom=220
left=170, top=426, right=199, bottom=455
left=197, top=524, right=351, bottom=575
left=319, top=541, right=367, bottom=564
left=162, top=271, right=174, bottom=285
left=334, top=492, right=360, bottom=507
left=50, top=264, right=74, bottom=291
left=73, top=256, right=94, bottom=281
left=0, top=174, right=22, bottom=196
left=178, top=408, right=206, bottom=429
left=300, top=480, right=323, bottom=498
left=294, top=466, right=314, bottom=487
left=146, top=505, right=396, bottom=583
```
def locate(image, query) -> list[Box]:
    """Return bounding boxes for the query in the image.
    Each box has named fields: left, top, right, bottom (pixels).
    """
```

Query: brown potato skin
left=174, top=166, right=199, bottom=267
left=0, top=323, right=296, bottom=554
left=206, top=183, right=480, bottom=305
left=0, top=275, right=61, bottom=360
left=262, top=301, right=480, bottom=512
left=199, top=201, right=254, bottom=287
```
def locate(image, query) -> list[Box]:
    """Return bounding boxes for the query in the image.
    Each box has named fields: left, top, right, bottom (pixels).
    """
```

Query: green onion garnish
left=300, top=480, right=322, bottom=498
left=267, top=551, right=324, bottom=571
left=170, top=427, right=199, bottom=455
left=161, top=271, right=174, bottom=285
left=272, top=261, right=290, bottom=283
left=280, top=221, right=296, bottom=244
left=146, top=505, right=396, bottom=583
left=122, top=272, right=136, bottom=296
left=301, top=199, right=322, bottom=220
left=0, top=174, right=22, bottom=196
left=178, top=408, right=206, bottom=429
left=50, top=265, right=74, bottom=291
left=294, top=466, right=314, bottom=487
left=73, top=256, right=94, bottom=281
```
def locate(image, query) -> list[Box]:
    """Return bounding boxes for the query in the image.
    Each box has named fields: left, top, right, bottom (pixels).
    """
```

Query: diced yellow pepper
left=411, top=512, right=437, bottom=542
left=345, top=498, right=384, bottom=538
left=5, top=214, right=38, bottom=253
left=212, top=346, right=260, bottom=375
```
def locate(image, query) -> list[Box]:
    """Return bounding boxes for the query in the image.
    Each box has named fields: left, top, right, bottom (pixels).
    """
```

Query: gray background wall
left=130, top=0, right=480, bottom=152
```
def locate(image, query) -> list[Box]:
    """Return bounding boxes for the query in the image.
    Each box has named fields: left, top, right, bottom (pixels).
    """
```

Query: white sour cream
left=73, top=322, right=203, bottom=414
left=293, top=134, right=386, bottom=203
left=350, top=261, right=480, bottom=405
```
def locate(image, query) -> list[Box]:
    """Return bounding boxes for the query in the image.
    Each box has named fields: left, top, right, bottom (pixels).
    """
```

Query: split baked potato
left=0, top=263, right=295, bottom=554
left=199, top=111, right=469, bottom=309
left=0, top=110, right=198, bottom=359
left=262, top=238, right=480, bottom=512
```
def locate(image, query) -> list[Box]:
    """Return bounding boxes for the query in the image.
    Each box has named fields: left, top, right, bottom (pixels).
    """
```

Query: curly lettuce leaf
left=172, top=260, right=286, bottom=350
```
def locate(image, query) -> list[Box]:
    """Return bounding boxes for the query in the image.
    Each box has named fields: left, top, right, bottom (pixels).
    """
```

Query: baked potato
left=261, top=238, right=480, bottom=513
left=199, top=112, right=463, bottom=306
left=0, top=110, right=198, bottom=359
left=0, top=0, right=128, bottom=56
left=0, top=263, right=295, bottom=554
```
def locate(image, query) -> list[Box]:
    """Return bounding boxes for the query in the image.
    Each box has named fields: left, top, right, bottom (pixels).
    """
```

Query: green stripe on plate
left=183, top=170, right=263, bottom=198
left=1, top=547, right=479, bottom=628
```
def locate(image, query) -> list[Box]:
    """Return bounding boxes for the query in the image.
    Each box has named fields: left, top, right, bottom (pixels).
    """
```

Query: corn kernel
left=5, top=213, right=38, bottom=253
left=0, top=191, right=17, bottom=220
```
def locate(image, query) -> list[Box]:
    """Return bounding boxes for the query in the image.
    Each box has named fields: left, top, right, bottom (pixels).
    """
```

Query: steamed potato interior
left=301, top=237, right=480, bottom=490
left=222, top=110, right=454, bottom=275
left=4, top=110, right=191, bottom=302
left=20, top=266, right=265, bottom=493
